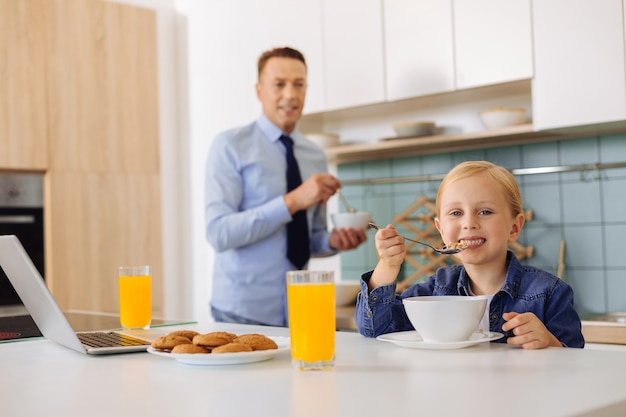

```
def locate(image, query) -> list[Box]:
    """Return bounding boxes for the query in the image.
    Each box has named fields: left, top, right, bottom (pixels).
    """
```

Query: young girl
left=355, top=161, right=584, bottom=349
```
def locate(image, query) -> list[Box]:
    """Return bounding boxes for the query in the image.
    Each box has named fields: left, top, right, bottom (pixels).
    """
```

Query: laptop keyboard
left=78, top=332, right=150, bottom=348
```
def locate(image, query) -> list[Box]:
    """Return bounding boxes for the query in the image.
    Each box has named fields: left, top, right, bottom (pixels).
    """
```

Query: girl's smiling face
left=434, top=173, right=524, bottom=266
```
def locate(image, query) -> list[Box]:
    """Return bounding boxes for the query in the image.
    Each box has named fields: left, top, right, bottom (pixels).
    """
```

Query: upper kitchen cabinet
left=532, top=0, right=626, bottom=131
left=384, top=0, right=455, bottom=101
left=256, top=0, right=326, bottom=114
left=45, top=0, right=160, bottom=174
left=454, top=0, right=533, bottom=90
left=0, top=0, right=48, bottom=170
left=322, top=0, right=386, bottom=111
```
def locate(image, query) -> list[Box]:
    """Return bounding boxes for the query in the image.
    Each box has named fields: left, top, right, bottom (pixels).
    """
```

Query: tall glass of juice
left=286, top=270, right=335, bottom=370
left=118, top=265, right=152, bottom=330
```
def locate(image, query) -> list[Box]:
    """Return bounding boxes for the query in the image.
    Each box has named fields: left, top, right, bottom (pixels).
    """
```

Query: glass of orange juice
left=118, top=265, right=152, bottom=330
left=286, top=270, right=335, bottom=370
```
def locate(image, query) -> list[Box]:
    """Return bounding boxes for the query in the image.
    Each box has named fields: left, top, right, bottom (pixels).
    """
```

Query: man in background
left=204, top=47, right=367, bottom=326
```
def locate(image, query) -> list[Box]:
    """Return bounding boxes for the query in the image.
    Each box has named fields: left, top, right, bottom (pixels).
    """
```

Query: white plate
left=147, top=336, right=290, bottom=365
left=377, top=331, right=504, bottom=350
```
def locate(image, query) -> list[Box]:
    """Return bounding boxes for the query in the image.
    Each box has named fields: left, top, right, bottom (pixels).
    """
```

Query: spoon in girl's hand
left=367, top=222, right=467, bottom=255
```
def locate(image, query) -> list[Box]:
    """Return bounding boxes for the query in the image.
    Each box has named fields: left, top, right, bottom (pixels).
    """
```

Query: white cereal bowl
left=402, top=296, right=487, bottom=343
left=330, top=212, right=371, bottom=230
left=305, top=133, right=340, bottom=148
left=335, top=281, right=361, bottom=307
left=479, top=107, right=527, bottom=130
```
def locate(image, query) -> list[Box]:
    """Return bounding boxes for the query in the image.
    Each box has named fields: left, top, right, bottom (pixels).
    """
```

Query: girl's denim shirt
left=355, top=251, right=585, bottom=348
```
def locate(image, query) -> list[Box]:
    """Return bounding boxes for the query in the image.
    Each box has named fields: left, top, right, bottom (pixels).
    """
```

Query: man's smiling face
left=256, top=56, right=307, bottom=133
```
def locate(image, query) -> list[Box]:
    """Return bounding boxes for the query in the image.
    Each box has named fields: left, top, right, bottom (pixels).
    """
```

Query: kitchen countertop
left=1, top=322, right=625, bottom=417
left=338, top=305, right=626, bottom=346
left=335, top=305, right=357, bottom=331
left=582, top=320, right=626, bottom=345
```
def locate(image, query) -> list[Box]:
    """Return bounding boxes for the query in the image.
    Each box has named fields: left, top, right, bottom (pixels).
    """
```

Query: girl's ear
left=434, top=217, right=443, bottom=239
left=508, top=213, right=525, bottom=242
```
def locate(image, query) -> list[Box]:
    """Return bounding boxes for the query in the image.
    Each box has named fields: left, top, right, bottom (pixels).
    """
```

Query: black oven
left=0, top=174, right=45, bottom=306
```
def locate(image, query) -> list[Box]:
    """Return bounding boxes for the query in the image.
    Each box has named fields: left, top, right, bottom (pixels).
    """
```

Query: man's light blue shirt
left=205, top=114, right=335, bottom=326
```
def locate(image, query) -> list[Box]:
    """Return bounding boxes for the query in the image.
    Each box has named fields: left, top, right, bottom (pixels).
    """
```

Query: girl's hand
left=368, top=224, right=406, bottom=290
left=374, top=224, right=406, bottom=267
left=502, top=311, right=562, bottom=349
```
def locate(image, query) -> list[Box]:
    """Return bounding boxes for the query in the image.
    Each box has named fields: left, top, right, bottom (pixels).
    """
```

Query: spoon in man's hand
left=338, top=190, right=357, bottom=213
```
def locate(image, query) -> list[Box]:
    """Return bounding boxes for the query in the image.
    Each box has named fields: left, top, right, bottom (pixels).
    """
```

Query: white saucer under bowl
left=376, top=331, right=504, bottom=350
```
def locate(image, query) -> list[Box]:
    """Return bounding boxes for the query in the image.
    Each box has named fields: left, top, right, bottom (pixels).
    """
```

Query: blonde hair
left=435, top=161, right=523, bottom=217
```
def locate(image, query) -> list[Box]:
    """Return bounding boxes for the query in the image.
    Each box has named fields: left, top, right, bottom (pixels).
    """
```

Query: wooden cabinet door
left=46, top=172, right=162, bottom=314
left=0, top=0, right=48, bottom=170
left=45, top=0, right=159, bottom=174
left=322, top=0, right=385, bottom=111
left=454, top=0, right=533, bottom=89
left=532, top=0, right=626, bottom=130
left=44, top=0, right=162, bottom=316
left=384, top=0, right=455, bottom=101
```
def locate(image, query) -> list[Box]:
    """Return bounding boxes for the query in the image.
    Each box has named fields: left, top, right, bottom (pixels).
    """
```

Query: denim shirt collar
left=456, top=251, right=522, bottom=299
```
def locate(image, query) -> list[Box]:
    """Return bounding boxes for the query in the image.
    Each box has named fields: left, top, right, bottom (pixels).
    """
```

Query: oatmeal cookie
left=192, top=331, right=237, bottom=348
left=211, top=342, right=253, bottom=354
left=171, top=343, right=210, bottom=354
left=167, top=330, right=200, bottom=340
left=233, top=333, right=278, bottom=350
left=151, top=335, right=192, bottom=351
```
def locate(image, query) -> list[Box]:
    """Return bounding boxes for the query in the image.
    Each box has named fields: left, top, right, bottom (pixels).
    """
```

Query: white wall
left=182, top=1, right=269, bottom=321
left=107, top=0, right=193, bottom=320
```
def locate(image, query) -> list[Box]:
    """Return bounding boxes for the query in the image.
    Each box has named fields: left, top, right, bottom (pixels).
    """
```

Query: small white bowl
left=331, top=212, right=371, bottom=230
left=403, top=296, right=487, bottom=343
left=305, top=133, right=340, bottom=148
left=335, top=281, right=361, bottom=307
left=479, top=107, right=527, bottom=129
left=392, top=121, right=436, bottom=137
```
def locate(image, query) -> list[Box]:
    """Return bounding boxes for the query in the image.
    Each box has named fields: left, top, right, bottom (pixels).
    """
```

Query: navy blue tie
left=279, top=135, right=310, bottom=269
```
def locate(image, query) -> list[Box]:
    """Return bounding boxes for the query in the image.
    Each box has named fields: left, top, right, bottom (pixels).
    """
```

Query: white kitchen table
left=1, top=322, right=625, bottom=417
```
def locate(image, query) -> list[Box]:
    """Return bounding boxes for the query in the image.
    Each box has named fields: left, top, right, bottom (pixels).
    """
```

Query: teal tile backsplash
left=337, top=134, right=626, bottom=316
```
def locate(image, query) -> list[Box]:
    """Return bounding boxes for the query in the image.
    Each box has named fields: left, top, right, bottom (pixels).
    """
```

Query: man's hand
left=284, top=173, right=340, bottom=214
left=329, top=227, right=367, bottom=251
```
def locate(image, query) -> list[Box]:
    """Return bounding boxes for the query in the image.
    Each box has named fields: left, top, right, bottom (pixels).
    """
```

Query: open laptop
left=0, top=234, right=152, bottom=354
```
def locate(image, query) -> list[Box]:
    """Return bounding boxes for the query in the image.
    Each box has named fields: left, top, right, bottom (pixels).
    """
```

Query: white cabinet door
left=322, top=0, right=385, bottom=110
left=532, top=0, right=626, bottom=130
left=255, top=0, right=325, bottom=114
left=384, top=0, right=455, bottom=101
left=454, top=0, right=533, bottom=89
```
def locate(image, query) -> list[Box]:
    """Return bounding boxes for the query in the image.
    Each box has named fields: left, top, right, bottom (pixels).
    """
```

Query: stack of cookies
left=151, top=330, right=278, bottom=354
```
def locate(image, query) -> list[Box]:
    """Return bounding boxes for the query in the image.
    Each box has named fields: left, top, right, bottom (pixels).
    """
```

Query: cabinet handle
left=0, top=215, right=35, bottom=224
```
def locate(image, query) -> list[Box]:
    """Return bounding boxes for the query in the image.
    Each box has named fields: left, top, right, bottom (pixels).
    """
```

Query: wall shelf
left=324, top=124, right=568, bottom=164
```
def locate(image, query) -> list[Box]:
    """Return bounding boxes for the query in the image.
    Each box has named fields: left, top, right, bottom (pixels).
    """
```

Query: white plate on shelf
left=147, top=336, right=290, bottom=365
left=377, top=331, right=503, bottom=350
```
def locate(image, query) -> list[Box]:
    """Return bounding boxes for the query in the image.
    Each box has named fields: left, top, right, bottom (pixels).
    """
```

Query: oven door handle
left=0, top=215, right=36, bottom=224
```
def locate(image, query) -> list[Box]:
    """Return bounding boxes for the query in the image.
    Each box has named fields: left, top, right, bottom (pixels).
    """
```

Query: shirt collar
left=457, top=251, right=521, bottom=298
left=256, top=114, right=300, bottom=143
